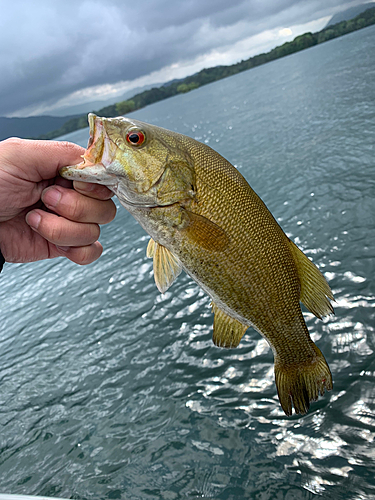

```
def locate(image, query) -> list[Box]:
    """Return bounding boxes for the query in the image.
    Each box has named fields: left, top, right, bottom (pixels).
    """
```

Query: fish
left=60, top=113, right=334, bottom=416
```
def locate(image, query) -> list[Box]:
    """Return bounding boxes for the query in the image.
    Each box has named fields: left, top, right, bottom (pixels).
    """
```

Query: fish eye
left=126, top=129, right=146, bottom=146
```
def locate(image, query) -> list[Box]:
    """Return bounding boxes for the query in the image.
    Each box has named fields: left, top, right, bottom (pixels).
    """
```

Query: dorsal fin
left=211, top=302, right=248, bottom=348
left=288, top=239, right=334, bottom=319
left=146, top=238, right=182, bottom=294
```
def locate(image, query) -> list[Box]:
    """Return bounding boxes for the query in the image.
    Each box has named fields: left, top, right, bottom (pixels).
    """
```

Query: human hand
left=0, top=138, right=116, bottom=266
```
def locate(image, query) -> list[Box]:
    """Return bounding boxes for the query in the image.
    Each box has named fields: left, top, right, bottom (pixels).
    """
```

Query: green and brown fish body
left=60, top=113, right=334, bottom=416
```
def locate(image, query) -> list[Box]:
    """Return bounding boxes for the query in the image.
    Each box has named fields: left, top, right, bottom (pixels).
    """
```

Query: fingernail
left=43, top=187, right=62, bottom=208
left=26, top=211, right=41, bottom=229
left=73, top=181, right=94, bottom=192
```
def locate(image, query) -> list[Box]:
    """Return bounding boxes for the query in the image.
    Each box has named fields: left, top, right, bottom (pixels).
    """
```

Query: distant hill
left=38, top=82, right=163, bottom=117
left=326, top=2, right=375, bottom=27
left=36, top=5, right=375, bottom=141
left=1, top=5, right=375, bottom=142
left=0, top=83, right=163, bottom=142
left=0, top=115, right=78, bottom=141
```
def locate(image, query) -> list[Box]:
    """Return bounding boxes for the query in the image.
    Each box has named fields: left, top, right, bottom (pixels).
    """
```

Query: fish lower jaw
left=59, top=163, right=118, bottom=186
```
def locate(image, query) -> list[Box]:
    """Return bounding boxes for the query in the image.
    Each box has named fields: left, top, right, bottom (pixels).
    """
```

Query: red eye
left=126, top=130, right=146, bottom=146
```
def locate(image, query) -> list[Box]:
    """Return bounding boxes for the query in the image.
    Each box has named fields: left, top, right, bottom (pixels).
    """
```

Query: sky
left=0, top=0, right=372, bottom=117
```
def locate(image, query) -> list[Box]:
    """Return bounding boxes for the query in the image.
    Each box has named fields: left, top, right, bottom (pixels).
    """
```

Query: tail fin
left=274, top=343, right=332, bottom=416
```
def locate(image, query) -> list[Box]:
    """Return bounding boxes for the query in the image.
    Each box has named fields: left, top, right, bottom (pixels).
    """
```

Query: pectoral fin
left=182, top=211, right=229, bottom=252
left=147, top=238, right=182, bottom=294
left=288, top=239, right=334, bottom=319
left=211, top=302, right=248, bottom=348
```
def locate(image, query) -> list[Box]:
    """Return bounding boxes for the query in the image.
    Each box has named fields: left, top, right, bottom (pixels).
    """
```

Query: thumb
left=0, top=138, right=85, bottom=182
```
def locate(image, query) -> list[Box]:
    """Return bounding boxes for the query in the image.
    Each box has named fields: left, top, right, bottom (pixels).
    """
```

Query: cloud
left=0, top=0, right=370, bottom=116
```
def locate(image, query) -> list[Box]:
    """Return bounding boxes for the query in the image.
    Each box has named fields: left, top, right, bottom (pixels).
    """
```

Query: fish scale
left=60, top=113, right=334, bottom=416
left=187, top=145, right=301, bottom=326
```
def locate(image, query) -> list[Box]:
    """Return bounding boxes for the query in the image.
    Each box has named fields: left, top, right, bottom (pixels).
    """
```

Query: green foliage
left=39, top=6, right=375, bottom=140
left=94, top=104, right=118, bottom=117
left=177, top=82, right=199, bottom=93
left=317, top=29, right=336, bottom=43
left=116, top=100, right=135, bottom=115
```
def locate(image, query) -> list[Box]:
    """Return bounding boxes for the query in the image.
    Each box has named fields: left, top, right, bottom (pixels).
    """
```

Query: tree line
left=37, top=6, right=375, bottom=140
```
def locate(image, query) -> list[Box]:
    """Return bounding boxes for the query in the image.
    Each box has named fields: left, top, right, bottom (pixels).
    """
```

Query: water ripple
left=1, top=26, right=375, bottom=499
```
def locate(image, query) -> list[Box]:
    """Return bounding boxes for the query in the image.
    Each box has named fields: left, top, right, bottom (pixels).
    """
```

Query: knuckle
left=71, top=243, right=102, bottom=265
left=1, top=138, right=26, bottom=157
left=49, top=223, right=65, bottom=244
left=3, top=137, right=24, bottom=147
left=91, top=224, right=101, bottom=242
left=45, top=216, right=99, bottom=247
left=49, top=140, right=85, bottom=165
left=101, top=201, right=117, bottom=224
left=54, top=140, right=84, bottom=155
left=75, top=249, right=92, bottom=266
left=108, top=201, right=117, bottom=221
left=70, top=202, right=86, bottom=222
left=82, top=247, right=100, bottom=265
left=80, top=223, right=100, bottom=245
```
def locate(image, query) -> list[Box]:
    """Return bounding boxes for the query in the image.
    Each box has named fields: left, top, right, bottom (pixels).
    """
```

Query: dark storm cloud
left=0, top=0, right=366, bottom=116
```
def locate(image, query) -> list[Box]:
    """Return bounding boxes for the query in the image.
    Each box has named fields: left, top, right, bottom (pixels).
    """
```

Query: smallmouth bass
left=60, top=113, right=334, bottom=416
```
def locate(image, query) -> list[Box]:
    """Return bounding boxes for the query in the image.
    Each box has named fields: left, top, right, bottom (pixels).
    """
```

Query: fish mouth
left=60, top=114, right=161, bottom=209
left=59, top=113, right=118, bottom=186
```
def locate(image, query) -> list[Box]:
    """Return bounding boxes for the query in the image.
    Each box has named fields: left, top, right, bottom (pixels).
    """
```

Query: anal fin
left=147, top=238, right=182, bottom=293
left=211, top=302, right=248, bottom=348
left=288, top=239, right=334, bottom=319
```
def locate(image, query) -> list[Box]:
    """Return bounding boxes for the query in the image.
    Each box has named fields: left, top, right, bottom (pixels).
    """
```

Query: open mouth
left=59, top=114, right=118, bottom=186
left=83, top=113, right=105, bottom=167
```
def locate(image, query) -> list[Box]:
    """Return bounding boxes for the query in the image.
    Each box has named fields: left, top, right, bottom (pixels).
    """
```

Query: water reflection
left=1, top=25, right=375, bottom=500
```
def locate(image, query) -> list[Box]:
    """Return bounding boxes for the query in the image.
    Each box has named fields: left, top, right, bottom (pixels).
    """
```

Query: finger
left=55, top=177, right=73, bottom=189
left=41, top=185, right=116, bottom=224
left=53, top=242, right=104, bottom=265
left=1, top=137, right=84, bottom=182
left=73, top=180, right=114, bottom=200
left=25, top=209, right=100, bottom=247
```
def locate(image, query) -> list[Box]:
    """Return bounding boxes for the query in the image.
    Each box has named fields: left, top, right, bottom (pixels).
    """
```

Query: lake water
left=1, top=25, right=374, bottom=500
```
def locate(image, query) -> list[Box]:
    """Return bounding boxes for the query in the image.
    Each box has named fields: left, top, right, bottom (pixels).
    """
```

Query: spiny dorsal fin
left=288, top=239, right=334, bottom=319
left=211, top=302, right=248, bottom=348
left=146, top=238, right=182, bottom=294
